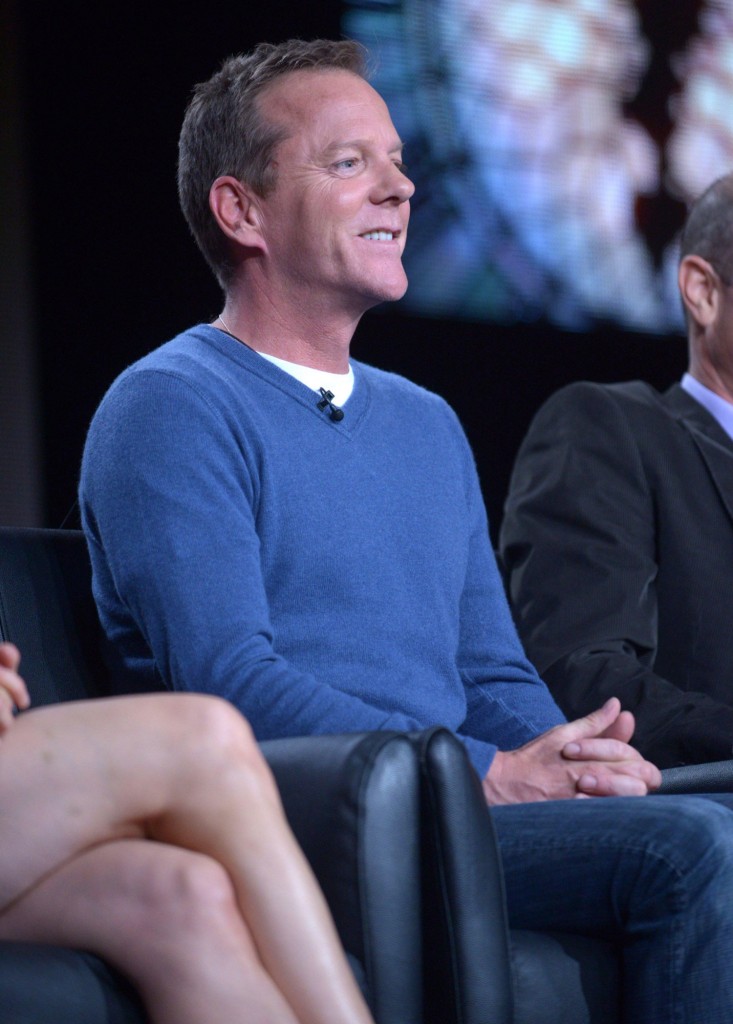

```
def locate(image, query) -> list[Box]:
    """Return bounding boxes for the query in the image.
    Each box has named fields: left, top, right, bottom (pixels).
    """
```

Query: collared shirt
left=681, top=372, right=733, bottom=443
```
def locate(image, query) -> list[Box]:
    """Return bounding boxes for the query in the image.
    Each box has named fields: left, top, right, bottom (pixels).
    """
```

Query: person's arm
left=499, top=382, right=733, bottom=768
left=437, top=408, right=566, bottom=776
left=0, top=642, right=30, bottom=734
left=447, top=413, right=657, bottom=799
left=444, top=440, right=660, bottom=799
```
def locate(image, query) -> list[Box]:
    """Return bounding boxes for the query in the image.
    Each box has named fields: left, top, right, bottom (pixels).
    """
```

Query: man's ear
left=679, top=254, right=720, bottom=328
left=209, top=176, right=266, bottom=253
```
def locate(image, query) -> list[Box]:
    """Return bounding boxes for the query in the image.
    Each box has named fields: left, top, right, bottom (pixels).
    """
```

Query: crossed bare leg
left=0, top=643, right=374, bottom=1024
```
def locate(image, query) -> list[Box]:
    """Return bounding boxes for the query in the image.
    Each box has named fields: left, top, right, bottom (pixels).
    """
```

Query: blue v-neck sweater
left=80, top=325, right=564, bottom=776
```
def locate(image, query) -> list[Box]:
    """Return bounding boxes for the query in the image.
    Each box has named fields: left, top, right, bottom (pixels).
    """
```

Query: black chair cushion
left=511, top=931, right=620, bottom=1024
left=0, top=944, right=145, bottom=1024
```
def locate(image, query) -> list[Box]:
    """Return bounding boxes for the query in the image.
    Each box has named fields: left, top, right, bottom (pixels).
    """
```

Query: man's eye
left=335, top=158, right=359, bottom=170
left=394, top=161, right=408, bottom=174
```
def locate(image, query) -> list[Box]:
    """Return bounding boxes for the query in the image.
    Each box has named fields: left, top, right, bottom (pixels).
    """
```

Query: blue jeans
left=492, top=794, right=733, bottom=1024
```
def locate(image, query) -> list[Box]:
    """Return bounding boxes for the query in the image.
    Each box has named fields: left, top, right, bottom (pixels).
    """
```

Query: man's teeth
left=361, top=230, right=394, bottom=241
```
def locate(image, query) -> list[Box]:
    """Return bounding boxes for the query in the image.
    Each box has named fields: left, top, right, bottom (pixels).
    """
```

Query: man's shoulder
left=99, top=325, right=268, bottom=410
left=549, top=378, right=664, bottom=407
left=115, top=325, right=227, bottom=380
left=85, top=326, right=258, bottom=451
left=536, top=379, right=676, bottom=430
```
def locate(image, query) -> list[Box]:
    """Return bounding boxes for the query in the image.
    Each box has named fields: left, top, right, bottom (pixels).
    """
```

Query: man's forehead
left=261, top=67, right=363, bottom=104
left=259, top=68, right=395, bottom=142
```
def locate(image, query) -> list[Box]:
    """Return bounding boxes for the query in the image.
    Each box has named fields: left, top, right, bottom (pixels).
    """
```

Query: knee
left=171, top=694, right=268, bottom=776
left=646, top=797, right=733, bottom=894
left=667, top=797, right=733, bottom=854
left=173, top=696, right=278, bottom=798
left=134, top=847, right=243, bottom=942
left=196, top=696, right=267, bottom=773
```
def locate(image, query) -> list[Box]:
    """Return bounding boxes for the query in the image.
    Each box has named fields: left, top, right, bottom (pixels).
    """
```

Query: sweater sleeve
left=448, top=410, right=567, bottom=778
left=80, top=368, right=452, bottom=742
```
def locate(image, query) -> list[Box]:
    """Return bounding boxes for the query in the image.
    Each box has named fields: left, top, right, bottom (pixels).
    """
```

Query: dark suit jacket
left=499, top=379, right=733, bottom=768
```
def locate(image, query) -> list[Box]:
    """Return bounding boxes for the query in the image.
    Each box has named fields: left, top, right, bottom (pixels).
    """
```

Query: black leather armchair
left=0, top=528, right=424, bottom=1024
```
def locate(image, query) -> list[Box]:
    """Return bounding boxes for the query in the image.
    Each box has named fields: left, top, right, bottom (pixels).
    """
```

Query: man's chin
left=372, top=274, right=409, bottom=305
left=347, top=272, right=409, bottom=316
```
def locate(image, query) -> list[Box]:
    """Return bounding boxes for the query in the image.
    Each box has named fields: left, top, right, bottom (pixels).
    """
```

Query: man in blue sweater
left=80, top=38, right=733, bottom=1021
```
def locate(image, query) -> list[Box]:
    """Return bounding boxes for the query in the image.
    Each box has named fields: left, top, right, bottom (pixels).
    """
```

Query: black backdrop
left=15, top=0, right=688, bottom=537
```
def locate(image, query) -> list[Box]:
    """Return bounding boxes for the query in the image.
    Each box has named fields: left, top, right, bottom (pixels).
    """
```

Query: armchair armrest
left=658, top=759, right=733, bottom=794
left=262, top=730, right=423, bottom=1024
left=413, top=727, right=513, bottom=1024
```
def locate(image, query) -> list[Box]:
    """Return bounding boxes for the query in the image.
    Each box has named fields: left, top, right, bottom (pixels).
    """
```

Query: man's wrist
left=482, top=750, right=507, bottom=805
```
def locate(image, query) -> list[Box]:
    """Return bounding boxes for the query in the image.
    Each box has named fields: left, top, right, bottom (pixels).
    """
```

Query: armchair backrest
left=0, top=527, right=114, bottom=705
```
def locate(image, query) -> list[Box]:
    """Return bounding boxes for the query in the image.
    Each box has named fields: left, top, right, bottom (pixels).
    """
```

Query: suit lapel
left=665, top=383, right=733, bottom=524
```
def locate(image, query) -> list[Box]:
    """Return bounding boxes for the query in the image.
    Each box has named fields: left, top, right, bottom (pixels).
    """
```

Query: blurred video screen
left=344, top=0, right=733, bottom=333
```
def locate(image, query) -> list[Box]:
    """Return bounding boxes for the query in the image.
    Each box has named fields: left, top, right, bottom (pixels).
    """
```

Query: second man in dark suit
left=500, top=171, right=733, bottom=769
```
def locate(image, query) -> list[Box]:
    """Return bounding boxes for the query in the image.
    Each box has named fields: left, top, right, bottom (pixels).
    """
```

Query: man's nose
left=373, top=160, right=415, bottom=203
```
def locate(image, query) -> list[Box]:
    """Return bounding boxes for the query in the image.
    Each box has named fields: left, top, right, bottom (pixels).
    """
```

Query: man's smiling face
left=255, top=68, right=414, bottom=319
